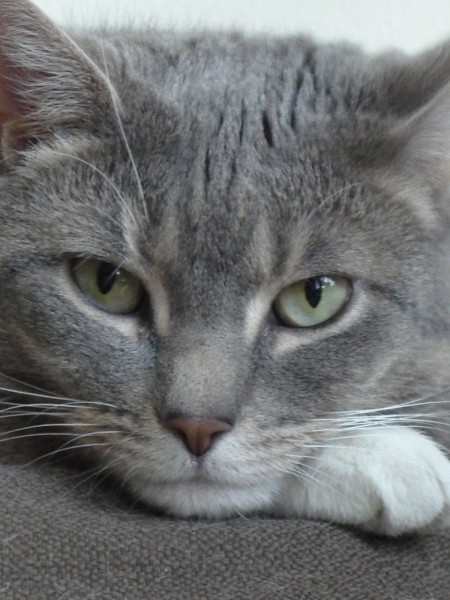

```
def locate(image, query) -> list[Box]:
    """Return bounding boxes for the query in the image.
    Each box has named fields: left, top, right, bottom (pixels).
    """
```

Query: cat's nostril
left=166, top=417, right=232, bottom=457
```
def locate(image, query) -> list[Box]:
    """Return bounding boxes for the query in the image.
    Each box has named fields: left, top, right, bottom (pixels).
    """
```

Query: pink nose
left=167, top=417, right=232, bottom=457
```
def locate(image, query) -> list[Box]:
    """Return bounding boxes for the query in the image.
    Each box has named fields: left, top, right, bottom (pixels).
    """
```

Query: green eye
left=273, top=275, right=352, bottom=328
left=72, top=258, right=145, bottom=315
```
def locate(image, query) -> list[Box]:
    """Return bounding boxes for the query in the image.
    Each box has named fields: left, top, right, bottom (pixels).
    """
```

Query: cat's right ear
left=0, top=0, right=117, bottom=164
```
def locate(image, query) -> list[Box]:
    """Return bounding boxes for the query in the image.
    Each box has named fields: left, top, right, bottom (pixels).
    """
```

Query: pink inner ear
left=0, top=58, right=22, bottom=128
left=0, top=57, right=30, bottom=158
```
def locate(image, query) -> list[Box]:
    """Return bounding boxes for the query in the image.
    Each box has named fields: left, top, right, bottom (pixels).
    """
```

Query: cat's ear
left=0, top=0, right=117, bottom=164
left=374, top=42, right=450, bottom=192
left=380, top=81, right=450, bottom=194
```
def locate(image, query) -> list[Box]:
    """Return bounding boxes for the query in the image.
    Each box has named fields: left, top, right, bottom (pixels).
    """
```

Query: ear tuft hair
left=385, top=82, right=450, bottom=192
left=0, top=0, right=117, bottom=163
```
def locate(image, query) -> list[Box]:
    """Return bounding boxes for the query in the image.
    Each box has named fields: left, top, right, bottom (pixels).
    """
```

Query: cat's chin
left=132, top=478, right=281, bottom=518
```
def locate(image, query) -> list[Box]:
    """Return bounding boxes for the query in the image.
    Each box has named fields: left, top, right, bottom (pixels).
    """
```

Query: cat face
left=1, top=0, right=450, bottom=517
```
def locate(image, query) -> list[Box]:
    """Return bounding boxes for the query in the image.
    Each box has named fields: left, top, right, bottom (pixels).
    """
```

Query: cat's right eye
left=71, top=258, right=145, bottom=315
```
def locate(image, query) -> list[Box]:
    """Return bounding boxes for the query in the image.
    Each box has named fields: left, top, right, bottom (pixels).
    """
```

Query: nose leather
left=166, top=417, right=232, bottom=457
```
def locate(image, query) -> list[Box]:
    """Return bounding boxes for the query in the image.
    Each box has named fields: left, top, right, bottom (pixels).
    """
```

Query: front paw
left=279, top=427, right=450, bottom=535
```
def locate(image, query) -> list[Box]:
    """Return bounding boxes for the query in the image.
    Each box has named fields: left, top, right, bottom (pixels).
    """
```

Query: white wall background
left=33, top=0, right=450, bottom=54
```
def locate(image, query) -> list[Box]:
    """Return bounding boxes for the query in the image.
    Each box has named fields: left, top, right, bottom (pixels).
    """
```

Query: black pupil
left=97, top=262, right=118, bottom=295
left=305, top=277, right=322, bottom=309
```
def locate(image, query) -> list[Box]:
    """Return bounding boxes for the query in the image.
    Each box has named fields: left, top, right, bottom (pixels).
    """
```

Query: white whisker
left=0, top=386, right=117, bottom=409
left=330, top=389, right=450, bottom=417
left=0, top=422, right=108, bottom=438
left=45, top=436, right=138, bottom=503
left=59, top=429, right=121, bottom=447
left=21, top=442, right=114, bottom=471
left=0, top=402, right=98, bottom=414
left=0, top=411, right=71, bottom=419
left=278, top=461, right=344, bottom=498
left=100, top=39, right=148, bottom=220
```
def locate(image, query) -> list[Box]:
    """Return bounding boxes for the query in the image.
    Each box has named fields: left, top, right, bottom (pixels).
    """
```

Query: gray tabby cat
left=1, top=0, right=450, bottom=536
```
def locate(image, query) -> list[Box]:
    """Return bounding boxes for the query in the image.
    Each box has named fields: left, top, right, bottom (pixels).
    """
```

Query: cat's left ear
left=382, top=81, right=450, bottom=193
left=0, top=0, right=117, bottom=164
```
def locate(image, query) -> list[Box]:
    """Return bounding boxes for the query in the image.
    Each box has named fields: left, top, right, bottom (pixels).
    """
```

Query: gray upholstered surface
left=0, top=448, right=449, bottom=600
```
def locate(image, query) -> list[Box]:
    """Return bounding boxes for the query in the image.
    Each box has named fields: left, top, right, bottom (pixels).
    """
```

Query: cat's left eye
left=71, top=258, right=145, bottom=315
left=273, top=275, right=352, bottom=328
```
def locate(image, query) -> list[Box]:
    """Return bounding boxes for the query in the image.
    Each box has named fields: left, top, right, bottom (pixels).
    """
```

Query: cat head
left=1, top=0, right=450, bottom=516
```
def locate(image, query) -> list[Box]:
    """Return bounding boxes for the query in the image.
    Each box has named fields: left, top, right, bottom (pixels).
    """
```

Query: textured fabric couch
left=1, top=437, right=449, bottom=600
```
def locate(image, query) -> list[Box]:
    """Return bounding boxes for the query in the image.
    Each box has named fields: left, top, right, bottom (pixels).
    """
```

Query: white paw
left=279, top=427, right=450, bottom=535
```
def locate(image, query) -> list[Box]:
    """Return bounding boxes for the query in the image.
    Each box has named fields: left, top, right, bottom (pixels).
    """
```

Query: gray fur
left=1, top=0, right=450, bottom=530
